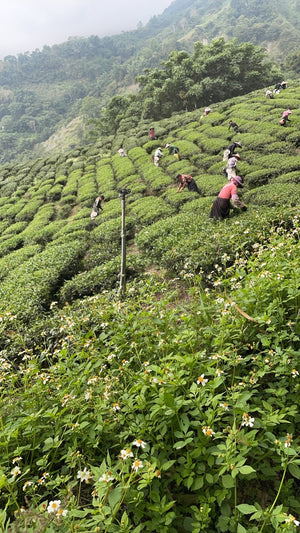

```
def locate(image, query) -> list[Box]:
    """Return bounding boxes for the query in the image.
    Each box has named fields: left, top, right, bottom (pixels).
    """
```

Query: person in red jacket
left=209, top=176, right=246, bottom=220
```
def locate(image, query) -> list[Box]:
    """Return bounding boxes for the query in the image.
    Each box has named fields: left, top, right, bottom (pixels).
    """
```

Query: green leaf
left=192, top=476, right=204, bottom=490
left=173, top=437, right=193, bottom=449
left=288, top=463, right=300, bottom=479
left=161, top=460, right=175, bottom=471
left=108, top=486, right=123, bottom=509
left=222, top=474, right=235, bottom=488
left=237, top=524, right=247, bottom=533
left=206, top=473, right=214, bottom=484
left=236, top=504, right=257, bottom=515
left=239, top=465, right=256, bottom=475
left=0, top=473, right=7, bottom=490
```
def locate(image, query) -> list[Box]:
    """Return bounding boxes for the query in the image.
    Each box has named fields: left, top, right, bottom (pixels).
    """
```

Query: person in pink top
left=280, top=109, right=292, bottom=126
left=209, top=176, right=246, bottom=220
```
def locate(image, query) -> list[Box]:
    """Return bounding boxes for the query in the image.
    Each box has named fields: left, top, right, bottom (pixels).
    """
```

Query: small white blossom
left=197, top=374, right=208, bottom=386
left=241, top=413, right=255, bottom=427
left=132, top=439, right=146, bottom=448
left=77, top=467, right=92, bottom=483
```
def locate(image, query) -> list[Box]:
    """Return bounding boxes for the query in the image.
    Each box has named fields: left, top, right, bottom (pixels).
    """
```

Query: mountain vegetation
left=0, top=80, right=299, bottom=532
left=0, top=0, right=300, bottom=164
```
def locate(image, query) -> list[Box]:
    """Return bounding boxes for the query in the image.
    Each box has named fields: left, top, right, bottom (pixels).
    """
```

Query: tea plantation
left=0, top=84, right=299, bottom=532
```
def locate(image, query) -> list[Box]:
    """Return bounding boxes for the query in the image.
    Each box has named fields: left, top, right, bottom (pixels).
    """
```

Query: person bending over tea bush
left=176, top=173, right=200, bottom=194
left=165, top=143, right=180, bottom=160
left=90, top=195, right=104, bottom=220
left=279, top=109, right=292, bottom=126
left=228, top=120, right=239, bottom=133
left=209, top=176, right=246, bottom=220
left=223, top=141, right=242, bottom=161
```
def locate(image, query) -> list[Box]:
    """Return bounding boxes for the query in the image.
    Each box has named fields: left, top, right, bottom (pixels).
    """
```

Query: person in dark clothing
left=223, top=141, right=242, bottom=162
left=209, top=176, right=246, bottom=220
left=165, top=143, right=180, bottom=160
left=176, top=174, right=200, bottom=193
left=228, top=120, right=239, bottom=133
left=228, top=141, right=242, bottom=158
left=274, top=82, right=281, bottom=91
left=91, top=195, right=104, bottom=220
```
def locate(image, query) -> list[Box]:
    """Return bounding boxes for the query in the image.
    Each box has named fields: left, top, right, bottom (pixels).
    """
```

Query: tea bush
left=129, top=196, right=176, bottom=227
left=0, top=241, right=87, bottom=319
left=243, top=183, right=300, bottom=207
left=0, top=244, right=41, bottom=281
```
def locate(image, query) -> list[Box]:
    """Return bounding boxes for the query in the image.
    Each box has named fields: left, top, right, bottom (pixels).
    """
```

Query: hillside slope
left=0, top=83, right=298, bottom=317
left=0, top=84, right=299, bottom=531
left=0, top=0, right=299, bottom=164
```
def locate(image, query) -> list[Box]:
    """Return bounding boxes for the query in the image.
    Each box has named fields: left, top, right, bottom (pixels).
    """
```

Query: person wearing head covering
left=280, top=109, right=292, bottom=126
left=176, top=173, right=200, bottom=193
left=91, top=195, right=105, bottom=220
left=209, top=176, right=246, bottom=220
left=118, top=148, right=127, bottom=157
left=228, top=120, right=239, bottom=133
left=224, top=141, right=242, bottom=161
left=200, top=107, right=211, bottom=119
left=153, top=147, right=164, bottom=166
left=281, top=81, right=287, bottom=90
left=165, top=143, right=180, bottom=160
left=225, top=155, right=240, bottom=180
left=265, top=89, right=274, bottom=99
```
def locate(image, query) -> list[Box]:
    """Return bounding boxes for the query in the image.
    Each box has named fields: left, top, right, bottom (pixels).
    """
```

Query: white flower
left=57, top=509, right=68, bottom=517
left=241, top=413, right=255, bottom=427
left=11, top=466, right=21, bottom=477
left=220, top=402, right=229, bottom=410
left=285, top=515, right=300, bottom=526
left=12, top=456, right=22, bottom=464
left=292, top=369, right=299, bottom=378
left=119, top=448, right=134, bottom=460
left=132, top=439, right=146, bottom=448
left=132, top=459, right=143, bottom=472
left=47, top=500, right=61, bottom=514
left=99, top=471, right=114, bottom=483
left=77, top=467, right=92, bottom=483
left=23, top=480, right=34, bottom=491
left=202, top=426, right=215, bottom=437
left=197, top=374, right=208, bottom=386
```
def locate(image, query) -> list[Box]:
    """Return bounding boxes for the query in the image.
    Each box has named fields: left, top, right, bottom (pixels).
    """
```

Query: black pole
left=118, top=188, right=131, bottom=296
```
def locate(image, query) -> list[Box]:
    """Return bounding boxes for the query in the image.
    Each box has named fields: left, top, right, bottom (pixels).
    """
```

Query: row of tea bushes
left=59, top=252, right=144, bottom=303
left=135, top=206, right=296, bottom=277
left=0, top=240, right=87, bottom=320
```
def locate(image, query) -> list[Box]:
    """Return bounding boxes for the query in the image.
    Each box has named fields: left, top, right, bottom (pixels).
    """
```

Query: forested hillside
left=0, top=0, right=299, bottom=164
left=0, top=83, right=299, bottom=532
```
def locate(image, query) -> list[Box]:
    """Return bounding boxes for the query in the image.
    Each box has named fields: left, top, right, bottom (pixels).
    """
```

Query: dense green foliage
left=0, top=84, right=299, bottom=532
left=99, top=38, right=280, bottom=133
left=0, top=0, right=300, bottom=163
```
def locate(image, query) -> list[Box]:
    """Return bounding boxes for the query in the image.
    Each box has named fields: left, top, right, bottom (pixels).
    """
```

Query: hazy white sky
left=0, top=0, right=173, bottom=59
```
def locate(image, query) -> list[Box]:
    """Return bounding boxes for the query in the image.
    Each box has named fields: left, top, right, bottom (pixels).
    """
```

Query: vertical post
left=118, top=188, right=131, bottom=296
